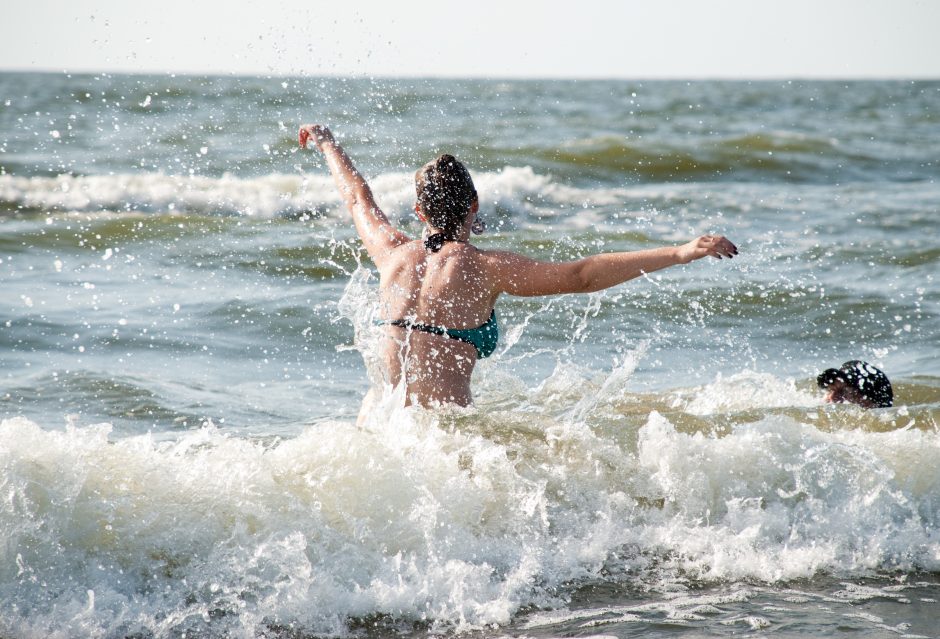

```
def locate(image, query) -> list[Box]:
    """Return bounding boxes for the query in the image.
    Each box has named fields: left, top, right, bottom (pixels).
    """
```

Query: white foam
left=673, top=371, right=820, bottom=415
left=0, top=168, right=651, bottom=230
left=2, top=380, right=939, bottom=635
left=636, top=411, right=940, bottom=582
left=0, top=172, right=343, bottom=218
left=0, top=412, right=625, bottom=636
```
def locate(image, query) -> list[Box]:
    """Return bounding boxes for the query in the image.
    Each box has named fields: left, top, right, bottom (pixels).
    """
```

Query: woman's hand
left=676, top=235, right=738, bottom=263
left=298, top=124, right=335, bottom=150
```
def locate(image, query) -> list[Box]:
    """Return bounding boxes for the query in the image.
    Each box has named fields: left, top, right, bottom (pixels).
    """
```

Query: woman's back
left=377, top=239, right=498, bottom=405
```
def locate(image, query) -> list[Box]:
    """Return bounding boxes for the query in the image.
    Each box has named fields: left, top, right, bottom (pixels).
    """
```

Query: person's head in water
left=415, top=154, right=478, bottom=252
left=817, top=360, right=893, bottom=408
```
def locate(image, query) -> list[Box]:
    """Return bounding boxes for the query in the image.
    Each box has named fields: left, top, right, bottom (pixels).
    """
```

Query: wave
left=3, top=364, right=939, bottom=636
left=1, top=164, right=866, bottom=233
left=3, top=160, right=937, bottom=227
left=0, top=167, right=660, bottom=224
left=518, top=132, right=868, bottom=182
left=0, top=172, right=332, bottom=217
left=818, top=246, right=940, bottom=269
left=4, top=370, right=186, bottom=426
left=716, top=132, right=839, bottom=154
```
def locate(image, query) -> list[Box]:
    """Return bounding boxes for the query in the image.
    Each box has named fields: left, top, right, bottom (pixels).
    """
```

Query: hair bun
left=424, top=232, right=448, bottom=253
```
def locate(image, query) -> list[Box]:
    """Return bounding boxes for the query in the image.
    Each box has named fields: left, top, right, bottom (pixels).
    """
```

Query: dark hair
left=415, top=154, right=477, bottom=252
left=817, top=360, right=893, bottom=408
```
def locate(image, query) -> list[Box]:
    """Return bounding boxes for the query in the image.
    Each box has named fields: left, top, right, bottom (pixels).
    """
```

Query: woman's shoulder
left=472, top=245, right=533, bottom=268
left=382, top=240, right=500, bottom=271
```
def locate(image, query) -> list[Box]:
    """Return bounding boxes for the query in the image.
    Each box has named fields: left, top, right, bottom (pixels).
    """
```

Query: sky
left=3, top=0, right=939, bottom=79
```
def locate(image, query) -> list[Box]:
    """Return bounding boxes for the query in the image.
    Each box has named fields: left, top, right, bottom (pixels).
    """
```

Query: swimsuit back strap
left=386, top=318, right=447, bottom=336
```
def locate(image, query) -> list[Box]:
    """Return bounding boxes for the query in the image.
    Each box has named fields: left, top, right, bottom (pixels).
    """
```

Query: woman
left=299, top=124, right=738, bottom=407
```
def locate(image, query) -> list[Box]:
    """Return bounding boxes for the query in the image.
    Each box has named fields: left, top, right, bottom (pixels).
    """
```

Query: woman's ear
left=414, top=203, right=427, bottom=222
left=470, top=198, right=479, bottom=214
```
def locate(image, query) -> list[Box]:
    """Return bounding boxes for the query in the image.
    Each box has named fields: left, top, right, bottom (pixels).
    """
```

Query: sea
left=1, top=72, right=939, bottom=638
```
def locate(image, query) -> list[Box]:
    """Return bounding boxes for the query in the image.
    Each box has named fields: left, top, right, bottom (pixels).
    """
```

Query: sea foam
left=2, top=399, right=939, bottom=636
left=0, top=168, right=650, bottom=229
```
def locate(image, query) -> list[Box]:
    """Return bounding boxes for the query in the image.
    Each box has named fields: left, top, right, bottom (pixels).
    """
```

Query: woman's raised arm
left=299, top=124, right=410, bottom=267
left=483, top=235, right=738, bottom=297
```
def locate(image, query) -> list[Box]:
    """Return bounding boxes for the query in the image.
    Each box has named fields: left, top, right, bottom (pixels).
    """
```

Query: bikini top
left=379, top=310, right=499, bottom=359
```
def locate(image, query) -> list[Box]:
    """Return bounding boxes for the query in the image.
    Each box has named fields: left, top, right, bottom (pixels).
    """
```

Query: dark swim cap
left=817, top=360, right=893, bottom=408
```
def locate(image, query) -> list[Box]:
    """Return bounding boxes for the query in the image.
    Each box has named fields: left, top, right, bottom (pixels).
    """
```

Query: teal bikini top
left=380, top=310, right=499, bottom=359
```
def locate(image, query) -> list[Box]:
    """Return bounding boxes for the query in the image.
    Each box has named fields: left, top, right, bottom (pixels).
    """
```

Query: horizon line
left=2, top=67, right=938, bottom=83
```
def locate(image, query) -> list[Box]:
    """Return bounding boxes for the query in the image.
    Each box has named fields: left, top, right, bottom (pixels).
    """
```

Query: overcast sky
left=3, top=0, right=939, bottom=79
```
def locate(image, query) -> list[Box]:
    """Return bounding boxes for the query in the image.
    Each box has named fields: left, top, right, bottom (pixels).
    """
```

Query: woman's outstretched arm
left=483, top=235, right=738, bottom=297
left=299, top=124, right=409, bottom=266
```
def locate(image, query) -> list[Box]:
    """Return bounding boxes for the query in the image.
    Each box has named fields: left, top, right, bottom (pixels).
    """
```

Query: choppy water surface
left=1, top=73, right=939, bottom=638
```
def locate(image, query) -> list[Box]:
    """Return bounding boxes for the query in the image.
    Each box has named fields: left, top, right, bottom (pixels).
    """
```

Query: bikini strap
left=387, top=318, right=447, bottom=336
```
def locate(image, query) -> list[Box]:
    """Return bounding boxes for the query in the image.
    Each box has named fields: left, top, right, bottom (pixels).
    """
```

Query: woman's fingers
left=701, top=235, right=738, bottom=259
left=298, top=124, right=329, bottom=148
left=721, top=237, right=739, bottom=258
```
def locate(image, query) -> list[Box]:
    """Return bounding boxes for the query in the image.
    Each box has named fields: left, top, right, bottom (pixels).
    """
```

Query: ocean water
left=1, top=73, right=939, bottom=638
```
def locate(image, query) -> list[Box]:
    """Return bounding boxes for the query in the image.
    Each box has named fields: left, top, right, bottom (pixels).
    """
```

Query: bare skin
left=299, top=124, right=739, bottom=408
left=823, top=379, right=876, bottom=408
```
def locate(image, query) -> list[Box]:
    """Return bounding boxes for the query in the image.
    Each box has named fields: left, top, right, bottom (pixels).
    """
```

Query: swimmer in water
left=817, top=360, right=893, bottom=408
left=299, top=124, right=739, bottom=408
